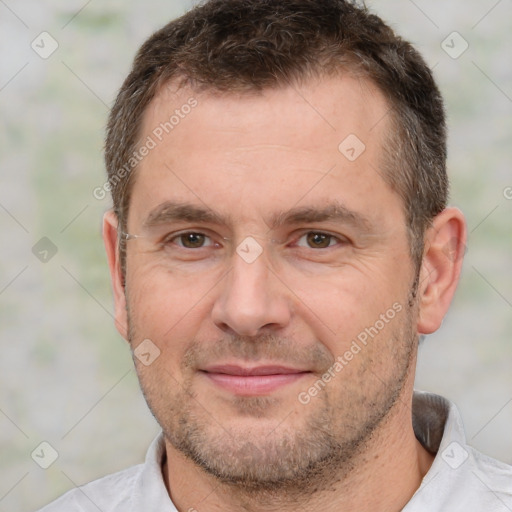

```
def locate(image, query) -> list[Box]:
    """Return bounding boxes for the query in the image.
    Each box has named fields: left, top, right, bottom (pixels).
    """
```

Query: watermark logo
left=442, top=236, right=467, bottom=263
left=338, top=134, right=366, bottom=162
left=31, top=441, right=59, bottom=469
left=134, top=339, right=161, bottom=366
left=236, top=237, right=263, bottom=264
left=441, top=441, right=469, bottom=469
left=31, top=32, right=59, bottom=59
left=32, top=237, right=58, bottom=263
left=441, top=31, right=469, bottom=59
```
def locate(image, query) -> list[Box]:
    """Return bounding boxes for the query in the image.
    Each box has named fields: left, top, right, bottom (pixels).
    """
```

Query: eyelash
left=166, top=232, right=220, bottom=249
left=161, top=230, right=348, bottom=250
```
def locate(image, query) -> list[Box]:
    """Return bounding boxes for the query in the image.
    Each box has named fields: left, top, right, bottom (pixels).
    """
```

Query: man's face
left=121, top=76, right=420, bottom=489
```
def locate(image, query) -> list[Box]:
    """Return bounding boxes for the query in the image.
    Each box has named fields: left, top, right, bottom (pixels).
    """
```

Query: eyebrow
left=142, top=200, right=374, bottom=232
left=143, top=201, right=228, bottom=228
left=268, top=202, right=374, bottom=232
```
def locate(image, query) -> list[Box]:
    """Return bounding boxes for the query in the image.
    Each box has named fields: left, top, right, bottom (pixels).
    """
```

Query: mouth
left=199, top=364, right=311, bottom=396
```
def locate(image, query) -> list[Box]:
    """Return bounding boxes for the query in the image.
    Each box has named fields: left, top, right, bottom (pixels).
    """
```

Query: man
left=38, top=0, right=512, bottom=510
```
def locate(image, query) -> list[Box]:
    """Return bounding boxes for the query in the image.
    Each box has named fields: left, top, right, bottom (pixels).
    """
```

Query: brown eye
left=177, top=233, right=207, bottom=248
left=305, top=232, right=334, bottom=248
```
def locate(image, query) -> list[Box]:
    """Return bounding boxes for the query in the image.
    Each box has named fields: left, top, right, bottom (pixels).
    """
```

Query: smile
left=200, top=365, right=311, bottom=395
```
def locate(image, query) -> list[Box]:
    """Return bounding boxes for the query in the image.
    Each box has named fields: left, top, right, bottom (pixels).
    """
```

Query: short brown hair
left=105, top=0, right=447, bottom=273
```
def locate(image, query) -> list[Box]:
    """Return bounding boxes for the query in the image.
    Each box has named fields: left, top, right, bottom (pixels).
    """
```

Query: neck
left=163, top=386, right=434, bottom=512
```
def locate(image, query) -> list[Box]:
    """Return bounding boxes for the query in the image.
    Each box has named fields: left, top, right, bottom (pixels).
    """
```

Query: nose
left=211, top=249, right=292, bottom=337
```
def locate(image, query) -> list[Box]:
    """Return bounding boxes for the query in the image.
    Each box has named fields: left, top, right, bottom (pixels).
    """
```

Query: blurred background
left=0, top=1, right=511, bottom=510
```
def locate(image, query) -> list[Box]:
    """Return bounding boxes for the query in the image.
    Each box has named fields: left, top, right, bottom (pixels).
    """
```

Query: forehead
left=144, top=74, right=390, bottom=146
left=129, top=74, right=400, bottom=230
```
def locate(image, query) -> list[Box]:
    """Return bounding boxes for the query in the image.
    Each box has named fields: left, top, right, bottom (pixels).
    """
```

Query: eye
left=296, top=232, right=340, bottom=249
left=170, top=232, right=213, bottom=249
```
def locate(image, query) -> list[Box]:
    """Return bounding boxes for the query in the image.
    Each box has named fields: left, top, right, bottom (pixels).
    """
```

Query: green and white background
left=0, top=1, right=511, bottom=510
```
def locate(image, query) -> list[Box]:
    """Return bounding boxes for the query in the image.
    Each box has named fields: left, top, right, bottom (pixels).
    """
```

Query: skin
left=103, top=75, right=466, bottom=512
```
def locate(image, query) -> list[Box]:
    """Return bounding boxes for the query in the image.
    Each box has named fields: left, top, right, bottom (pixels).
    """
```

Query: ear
left=103, top=209, right=129, bottom=341
left=417, top=207, right=467, bottom=335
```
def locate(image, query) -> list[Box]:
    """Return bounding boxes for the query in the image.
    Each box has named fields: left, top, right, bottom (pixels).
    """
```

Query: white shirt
left=37, top=391, right=512, bottom=511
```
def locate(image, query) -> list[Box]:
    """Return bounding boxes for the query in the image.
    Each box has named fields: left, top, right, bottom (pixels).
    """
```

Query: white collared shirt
left=37, top=391, right=512, bottom=511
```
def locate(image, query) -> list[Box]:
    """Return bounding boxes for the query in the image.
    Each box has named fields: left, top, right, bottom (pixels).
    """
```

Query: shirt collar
left=412, top=390, right=465, bottom=453
left=132, top=432, right=176, bottom=511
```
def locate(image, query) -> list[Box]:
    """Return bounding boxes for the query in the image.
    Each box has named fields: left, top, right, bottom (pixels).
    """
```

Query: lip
left=200, top=365, right=310, bottom=395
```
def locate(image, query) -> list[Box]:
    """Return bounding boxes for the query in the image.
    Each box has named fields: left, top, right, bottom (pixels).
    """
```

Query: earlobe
left=417, top=208, right=467, bottom=335
left=102, top=209, right=129, bottom=341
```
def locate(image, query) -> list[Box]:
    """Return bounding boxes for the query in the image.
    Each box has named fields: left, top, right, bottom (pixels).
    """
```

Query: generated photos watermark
left=298, top=302, right=403, bottom=405
left=93, top=97, right=198, bottom=200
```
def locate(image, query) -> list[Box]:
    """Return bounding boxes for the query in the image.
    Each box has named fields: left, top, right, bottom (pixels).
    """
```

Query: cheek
left=125, top=262, right=216, bottom=347
left=286, top=262, right=406, bottom=341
